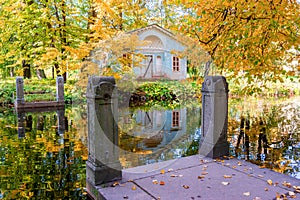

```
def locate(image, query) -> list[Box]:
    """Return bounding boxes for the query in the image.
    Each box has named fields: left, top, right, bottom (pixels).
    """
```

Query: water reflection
left=118, top=106, right=201, bottom=168
left=0, top=96, right=299, bottom=199
left=0, top=108, right=87, bottom=199
left=228, top=97, right=300, bottom=179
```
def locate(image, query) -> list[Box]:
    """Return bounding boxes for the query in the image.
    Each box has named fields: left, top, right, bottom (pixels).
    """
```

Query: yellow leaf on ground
left=267, top=179, right=273, bottom=185
left=282, top=181, right=292, bottom=188
left=132, top=185, right=136, bottom=190
left=160, top=169, right=165, bottom=174
left=223, top=175, right=232, bottom=178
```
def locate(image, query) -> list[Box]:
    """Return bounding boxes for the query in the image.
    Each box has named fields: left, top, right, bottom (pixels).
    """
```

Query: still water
left=0, top=96, right=299, bottom=199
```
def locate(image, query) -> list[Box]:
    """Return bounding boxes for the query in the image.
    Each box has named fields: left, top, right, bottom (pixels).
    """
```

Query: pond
left=0, top=96, right=299, bottom=199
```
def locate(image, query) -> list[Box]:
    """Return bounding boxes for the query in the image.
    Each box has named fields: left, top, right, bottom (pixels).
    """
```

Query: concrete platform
left=86, top=155, right=300, bottom=200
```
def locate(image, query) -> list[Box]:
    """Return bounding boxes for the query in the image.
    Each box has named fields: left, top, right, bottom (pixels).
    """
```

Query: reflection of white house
left=128, top=24, right=187, bottom=80
left=128, top=108, right=187, bottom=149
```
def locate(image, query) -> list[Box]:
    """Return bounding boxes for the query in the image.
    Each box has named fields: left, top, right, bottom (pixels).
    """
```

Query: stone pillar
left=56, top=76, right=64, bottom=102
left=16, top=77, right=25, bottom=104
left=56, top=108, right=65, bottom=135
left=199, top=76, right=229, bottom=158
left=17, top=112, right=25, bottom=138
left=86, top=76, right=121, bottom=186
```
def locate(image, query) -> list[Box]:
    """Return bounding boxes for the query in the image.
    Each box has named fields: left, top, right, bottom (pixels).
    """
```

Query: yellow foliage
left=168, top=0, right=300, bottom=82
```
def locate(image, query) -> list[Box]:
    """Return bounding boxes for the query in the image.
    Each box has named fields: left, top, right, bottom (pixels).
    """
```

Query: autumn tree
left=168, top=0, right=300, bottom=85
left=0, top=0, right=89, bottom=80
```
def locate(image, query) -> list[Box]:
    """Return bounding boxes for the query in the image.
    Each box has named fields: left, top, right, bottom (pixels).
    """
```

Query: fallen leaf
left=159, top=181, right=165, bottom=185
left=201, top=172, right=208, bottom=175
left=202, top=167, right=207, bottom=170
left=267, top=179, right=273, bottom=185
left=274, top=182, right=279, bottom=186
left=223, top=175, right=232, bottom=178
left=131, top=185, right=136, bottom=190
left=198, top=175, right=205, bottom=179
left=111, top=182, right=119, bottom=187
left=243, top=192, right=250, bottom=196
left=237, top=161, right=242, bottom=166
left=232, top=166, right=237, bottom=169
left=222, top=182, right=230, bottom=186
left=264, top=188, right=269, bottom=191
left=168, top=168, right=173, bottom=172
left=282, top=181, right=292, bottom=188
left=170, top=174, right=178, bottom=177
left=160, top=169, right=165, bottom=174
left=183, top=185, right=189, bottom=189
left=152, top=180, right=158, bottom=184
left=259, top=165, right=266, bottom=169
left=288, top=191, right=296, bottom=197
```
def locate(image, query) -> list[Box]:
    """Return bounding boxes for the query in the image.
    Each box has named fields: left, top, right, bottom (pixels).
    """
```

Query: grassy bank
left=0, top=76, right=299, bottom=108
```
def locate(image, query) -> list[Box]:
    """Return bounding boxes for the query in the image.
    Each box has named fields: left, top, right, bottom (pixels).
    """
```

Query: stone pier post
left=17, top=111, right=25, bottom=138
left=56, top=76, right=64, bottom=102
left=86, top=76, right=121, bottom=186
left=56, top=108, right=65, bottom=135
left=199, top=76, right=229, bottom=158
left=16, top=77, right=25, bottom=105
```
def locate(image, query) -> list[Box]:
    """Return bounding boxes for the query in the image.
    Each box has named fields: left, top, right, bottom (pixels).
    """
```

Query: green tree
left=0, top=0, right=89, bottom=80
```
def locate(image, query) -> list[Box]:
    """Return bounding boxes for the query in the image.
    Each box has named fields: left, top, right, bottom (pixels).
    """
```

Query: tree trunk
left=36, top=69, right=47, bottom=79
left=22, top=60, right=31, bottom=79
left=54, top=63, right=67, bottom=82
left=9, top=67, right=14, bottom=77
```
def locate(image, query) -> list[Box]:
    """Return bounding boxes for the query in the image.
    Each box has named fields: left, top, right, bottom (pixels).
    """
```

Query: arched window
left=144, top=35, right=164, bottom=49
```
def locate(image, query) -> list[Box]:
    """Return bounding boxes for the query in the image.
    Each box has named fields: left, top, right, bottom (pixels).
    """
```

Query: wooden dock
left=14, top=76, right=65, bottom=111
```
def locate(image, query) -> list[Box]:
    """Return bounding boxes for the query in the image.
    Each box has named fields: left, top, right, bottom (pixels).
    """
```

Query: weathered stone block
left=199, top=76, right=229, bottom=158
